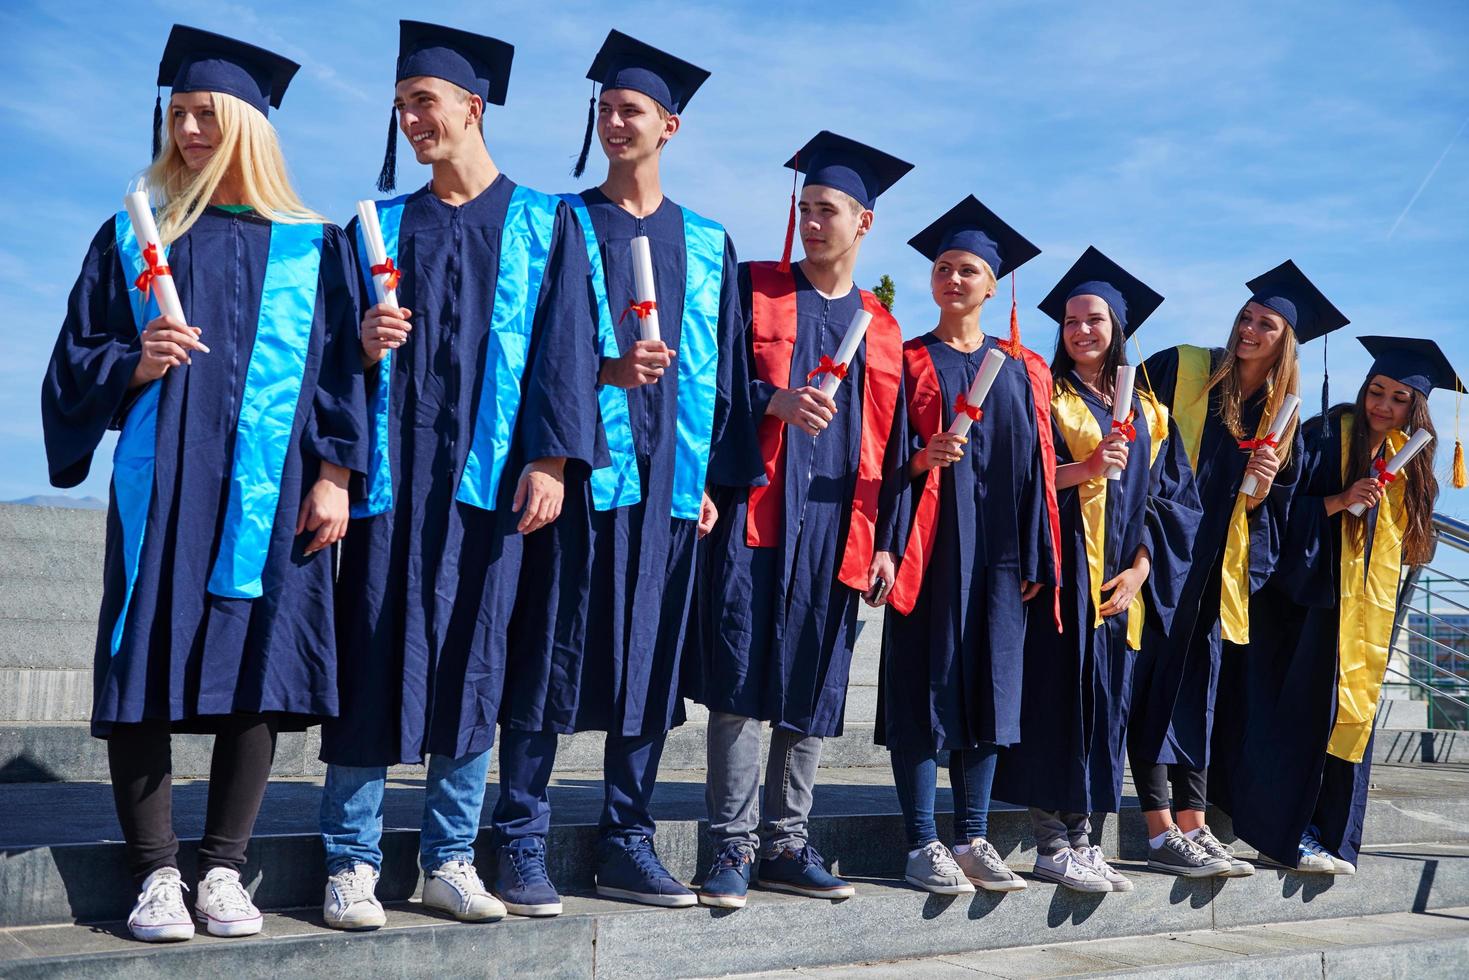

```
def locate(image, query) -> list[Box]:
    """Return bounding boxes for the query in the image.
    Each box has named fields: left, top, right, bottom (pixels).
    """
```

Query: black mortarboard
left=1037, top=246, right=1164, bottom=337
left=907, top=194, right=1040, bottom=279
left=1244, top=259, right=1349, bottom=344
left=154, top=25, right=298, bottom=157
left=1358, top=336, right=1463, bottom=396
left=786, top=131, right=913, bottom=211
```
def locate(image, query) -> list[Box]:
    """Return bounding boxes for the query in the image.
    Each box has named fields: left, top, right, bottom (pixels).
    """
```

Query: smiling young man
left=687, top=132, right=912, bottom=909
left=316, top=20, right=599, bottom=930
left=492, top=30, right=759, bottom=913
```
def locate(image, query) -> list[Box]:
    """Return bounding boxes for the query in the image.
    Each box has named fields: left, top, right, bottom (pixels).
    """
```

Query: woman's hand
left=1020, top=580, right=1044, bottom=602
left=1242, top=443, right=1281, bottom=498
left=698, top=492, right=719, bottom=538
left=1086, top=431, right=1130, bottom=479
left=1328, top=476, right=1384, bottom=516
left=131, top=314, right=208, bottom=387
left=912, top=432, right=967, bottom=477
left=1098, top=565, right=1148, bottom=617
left=361, top=303, right=411, bottom=365
left=297, top=462, right=351, bottom=556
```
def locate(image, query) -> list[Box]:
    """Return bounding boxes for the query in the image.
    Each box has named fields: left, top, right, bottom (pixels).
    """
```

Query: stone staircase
left=3, top=502, right=1469, bottom=979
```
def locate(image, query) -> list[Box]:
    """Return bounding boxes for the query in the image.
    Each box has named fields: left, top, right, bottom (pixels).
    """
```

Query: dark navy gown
left=994, top=380, right=1201, bottom=813
left=321, top=178, right=599, bottom=766
left=691, top=263, right=907, bottom=739
left=877, top=334, right=1052, bottom=752
left=501, top=189, right=757, bottom=738
left=1131, top=345, right=1300, bottom=771
left=42, top=207, right=367, bottom=737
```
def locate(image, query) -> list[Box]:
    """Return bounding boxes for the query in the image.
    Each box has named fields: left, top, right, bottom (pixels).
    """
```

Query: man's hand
left=698, top=492, right=718, bottom=538
left=767, top=386, right=837, bottom=436
left=912, top=432, right=967, bottom=476
left=514, top=457, right=567, bottom=534
left=361, top=303, right=412, bottom=366
left=1020, top=580, right=1044, bottom=602
left=600, top=340, right=675, bottom=388
left=865, top=550, right=897, bottom=607
left=131, top=314, right=208, bottom=387
left=297, top=462, right=351, bottom=556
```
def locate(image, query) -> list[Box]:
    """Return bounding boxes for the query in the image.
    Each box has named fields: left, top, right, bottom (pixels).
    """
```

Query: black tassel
left=151, top=89, right=163, bottom=161
left=1320, top=333, right=1332, bottom=439
left=572, top=84, right=596, bottom=179
left=376, top=105, right=398, bottom=193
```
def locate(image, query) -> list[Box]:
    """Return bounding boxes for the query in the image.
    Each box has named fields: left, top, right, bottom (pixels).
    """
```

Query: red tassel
left=777, top=152, right=798, bottom=272
left=999, top=271, right=1022, bottom=358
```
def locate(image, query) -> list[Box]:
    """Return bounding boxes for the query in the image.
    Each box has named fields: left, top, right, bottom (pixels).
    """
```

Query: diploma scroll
left=1106, top=365, right=1137, bottom=481
left=817, top=309, right=874, bottom=398
left=123, top=189, right=186, bottom=326
left=629, top=236, right=661, bottom=343
left=1239, top=393, right=1301, bottom=497
left=948, top=348, right=1007, bottom=437
left=355, top=200, right=400, bottom=309
left=1347, top=428, right=1433, bottom=516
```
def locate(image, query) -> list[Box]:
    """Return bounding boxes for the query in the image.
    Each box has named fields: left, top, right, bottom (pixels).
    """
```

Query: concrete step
left=2, top=846, right=1467, bottom=980
left=0, top=670, right=90, bottom=722
left=719, top=905, right=1469, bottom=979
left=2, top=764, right=1467, bottom=929
left=1375, top=697, right=1430, bottom=730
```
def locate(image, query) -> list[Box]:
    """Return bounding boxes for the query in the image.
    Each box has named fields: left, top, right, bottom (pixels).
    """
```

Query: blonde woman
left=1128, top=261, right=1345, bottom=877
left=40, top=26, right=365, bottom=943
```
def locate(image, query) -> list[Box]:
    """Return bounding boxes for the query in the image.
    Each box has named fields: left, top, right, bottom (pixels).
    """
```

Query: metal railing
left=1388, top=515, right=1469, bottom=729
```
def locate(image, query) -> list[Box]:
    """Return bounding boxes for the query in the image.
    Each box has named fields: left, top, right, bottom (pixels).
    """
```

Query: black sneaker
left=1147, top=827, right=1231, bottom=877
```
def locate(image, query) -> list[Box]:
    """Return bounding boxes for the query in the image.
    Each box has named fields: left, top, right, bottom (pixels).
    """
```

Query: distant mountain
left=7, top=495, right=107, bottom=510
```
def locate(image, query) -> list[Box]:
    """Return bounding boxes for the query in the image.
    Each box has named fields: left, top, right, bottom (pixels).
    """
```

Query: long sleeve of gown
left=735, top=264, right=779, bottom=427
left=875, top=368, right=911, bottom=555
left=1143, top=417, right=1204, bottom=636
left=1018, top=386, right=1052, bottom=586
left=302, top=224, right=369, bottom=476
left=517, top=204, right=600, bottom=471
left=705, top=238, right=764, bottom=489
left=1266, top=415, right=1340, bottom=609
left=41, top=217, right=145, bottom=488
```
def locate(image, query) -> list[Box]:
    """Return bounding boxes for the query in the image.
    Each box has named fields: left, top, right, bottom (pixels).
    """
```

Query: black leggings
left=1131, top=760, right=1208, bottom=813
left=108, top=715, right=279, bottom=886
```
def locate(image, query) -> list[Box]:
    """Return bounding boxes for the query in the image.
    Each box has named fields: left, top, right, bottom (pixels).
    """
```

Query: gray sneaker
left=1147, top=827, right=1230, bottom=877
left=954, top=838, right=1027, bottom=892
left=1077, top=845, right=1134, bottom=892
left=1193, top=825, right=1255, bottom=877
left=903, top=841, right=975, bottom=896
left=1032, top=847, right=1110, bottom=893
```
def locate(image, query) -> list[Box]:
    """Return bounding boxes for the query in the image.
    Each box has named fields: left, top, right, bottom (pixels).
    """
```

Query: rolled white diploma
left=948, top=348, right=1007, bottom=437
left=629, top=235, right=661, bottom=343
left=1105, top=365, right=1137, bottom=481
left=123, top=190, right=186, bottom=325
left=1348, top=427, right=1433, bottom=516
left=1239, top=393, right=1301, bottom=497
left=355, top=200, right=400, bottom=309
left=818, top=309, right=873, bottom=398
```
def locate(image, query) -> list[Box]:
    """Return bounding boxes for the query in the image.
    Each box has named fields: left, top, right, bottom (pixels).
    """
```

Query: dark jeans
left=493, top=728, right=667, bottom=842
left=108, top=715, right=278, bottom=886
left=1131, top=759, right=1207, bottom=812
left=889, top=745, right=999, bottom=850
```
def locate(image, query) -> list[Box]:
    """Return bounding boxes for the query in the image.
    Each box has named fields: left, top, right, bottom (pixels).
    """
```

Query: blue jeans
left=320, top=750, right=491, bottom=873
left=889, top=745, right=999, bottom=850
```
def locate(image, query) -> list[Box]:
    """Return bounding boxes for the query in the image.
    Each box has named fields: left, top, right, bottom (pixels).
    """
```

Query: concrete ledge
left=0, top=670, right=91, bottom=722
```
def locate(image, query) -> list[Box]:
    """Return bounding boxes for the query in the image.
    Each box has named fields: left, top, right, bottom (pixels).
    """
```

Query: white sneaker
left=195, top=867, right=263, bottom=937
left=1032, top=847, right=1110, bottom=893
left=1297, top=833, right=1342, bottom=874
left=423, top=860, right=506, bottom=922
left=127, top=867, right=194, bottom=943
left=1077, top=845, right=1134, bottom=892
left=324, top=862, right=387, bottom=930
left=1332, top=855, right=1357, bottom=876
left=954, top=838, right=1027, bottom=892
left=903, top=841, right=976, bottom=896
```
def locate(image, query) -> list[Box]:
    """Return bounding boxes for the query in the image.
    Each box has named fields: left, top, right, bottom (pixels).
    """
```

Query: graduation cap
left=572, top=31, right=710, bottom=179
left=378, top=21, right=515, bottom=193
left=908, top=195, right=1042, bottom=357
left=1037, top=246, right=1164, bottom=337
left=1245, top=259, right=1349, bottom=439
left=1359, top=335, right=1466, bottom=488
left=776, top=131, right=913, bottom=270
left=153, top=25, right=299, bottom=158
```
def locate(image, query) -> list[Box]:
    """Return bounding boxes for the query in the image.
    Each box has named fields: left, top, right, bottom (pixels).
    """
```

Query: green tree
left=873, top=274, right=896, bottom=311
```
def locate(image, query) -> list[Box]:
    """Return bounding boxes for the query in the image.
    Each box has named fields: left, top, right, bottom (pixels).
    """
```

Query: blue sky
left=5, top=0, right=1469, bottom=535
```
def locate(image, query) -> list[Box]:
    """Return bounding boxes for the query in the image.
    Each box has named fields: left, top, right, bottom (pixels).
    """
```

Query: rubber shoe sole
left=1221, top=859, right=1256, bottom=877
left=498, top=898, right=563, bottom=917
left=697, top=889, right=748, bottom=909
left=903, top=874, right=975, bottom=896
left=195, top=908, right=263, bottom=938
left=322, top=907, right=386, bottom=931
left=1147, top=857, right=1230, bottom=878
left=129, top=921, right=194, bottom=943
left=966, top=873, right=1027, bottom=892
left=1030, top=865, right=1110, bottom=893
left=755, top=879, right=856, bottom=900
left=595, top=884, right=697, bottom=908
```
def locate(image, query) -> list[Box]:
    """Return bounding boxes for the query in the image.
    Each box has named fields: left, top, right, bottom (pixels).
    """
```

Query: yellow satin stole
left=1170, top=345, right=1267, bottom=644
left=1328, top=416, right=1408, bottom=763
left=1052, top=386, right=1169, bottom=650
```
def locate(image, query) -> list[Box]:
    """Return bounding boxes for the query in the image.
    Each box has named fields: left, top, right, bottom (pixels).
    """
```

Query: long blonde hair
left=145, top=91, right=323, bottom=244
left=1205, top=303, right=1300, bottom=471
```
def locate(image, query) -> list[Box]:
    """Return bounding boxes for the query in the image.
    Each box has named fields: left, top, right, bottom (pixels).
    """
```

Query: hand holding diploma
left=1347, top=428, right=1433, bottom=516
left=1105, top=365, right=1137, bottom=480
left=1239, top=393, right=1300, bottom=497
left=809, top=310, right=873, bottom=398
left=356, top=200, right=412, bottom=365
left=949, top=349, right=1008, bottom=438
left=628, top=236, right=662, bottom=343
left=125, top=188, right=208, bottom=387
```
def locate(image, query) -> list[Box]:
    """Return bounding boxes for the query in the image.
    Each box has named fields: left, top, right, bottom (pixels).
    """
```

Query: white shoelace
left=921, top=841, right=963, bottom=878
left=1167, top=829, right=1212, bottom=862
left=970, top=838, right=1009, bottom=874
left=1196, top=827, right=1235, bottom=857
left=203, top=871, right=256, bottom=917
left=434, top=860, right=489, bottom=897
left=333, top=865, right=378, bottom=904
left=133, top=872, right=188, bottom=922
left=1077, top=845, right=1116, bottom=878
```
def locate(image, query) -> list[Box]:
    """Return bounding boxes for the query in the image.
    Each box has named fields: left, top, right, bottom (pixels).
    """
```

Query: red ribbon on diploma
left=370, top=257, right=401, bottom=292
left=953, top=392, right=983, bottom=424
left=620, top=299, right=656, bottom=324
left=807, top=355, right=848, bottom=385
left=1373, top=458, right=1397, bottom=484
left=1112, top=409, right=1137, bottom=441
left=134, top=243, right=171, bottom=302
left=1238, top=433, right=1279, bottom=451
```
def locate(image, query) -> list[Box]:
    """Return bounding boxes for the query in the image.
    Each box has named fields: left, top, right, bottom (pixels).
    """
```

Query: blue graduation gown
left=993, top=381, right=1201, bottom=813
left=1130, top=345, right=1299, bottom=770
left=1211, top=410, right=1385, bottom=867
left=321, top=179, right=599, bottom=766
left=501, top=189, right=757, bottom=738
left=691, top=263, right=907, bottom=739
left=876, top=334, right=1049, bottom=751
left=41, top=208, right=367, bottom=737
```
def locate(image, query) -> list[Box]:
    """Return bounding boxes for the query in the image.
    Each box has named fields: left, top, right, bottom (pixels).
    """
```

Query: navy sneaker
left=756, top=844, right=855, bottom=899
left=494, top=837, right=563, bottom=917
left=698, top=843, right=754, bottom=909
left=594, top=834, right=696, bottom=908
